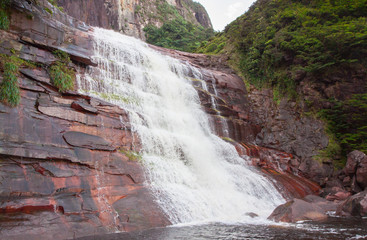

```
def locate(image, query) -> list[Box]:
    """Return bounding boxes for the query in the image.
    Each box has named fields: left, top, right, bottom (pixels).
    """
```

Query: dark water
left=78, top=217, right=367, bottom=240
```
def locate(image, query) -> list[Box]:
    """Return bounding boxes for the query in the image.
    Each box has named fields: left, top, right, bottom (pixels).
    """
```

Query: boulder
left=268, top=195, right=338, bottom=223
left=336, top=190, right=367, bottom=217
left=343, top=150, right=367, bottom=191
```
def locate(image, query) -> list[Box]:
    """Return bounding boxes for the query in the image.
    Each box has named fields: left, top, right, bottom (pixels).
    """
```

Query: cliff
left=56, top=0, right=213, bottom=40
left=198, top=0, right=367, bottom=184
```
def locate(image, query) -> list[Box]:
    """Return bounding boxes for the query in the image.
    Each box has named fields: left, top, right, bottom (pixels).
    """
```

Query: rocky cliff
left=0, top=1, right=322, bottom=238
left=56, top=0, right=212, bottom=40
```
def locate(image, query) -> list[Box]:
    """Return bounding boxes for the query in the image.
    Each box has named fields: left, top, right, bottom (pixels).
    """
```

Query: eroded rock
left=63, top=131, right=115, bottom=151
left=336, top=190, right=367, bottom=217
left=268, top=196, right=337, bottom=223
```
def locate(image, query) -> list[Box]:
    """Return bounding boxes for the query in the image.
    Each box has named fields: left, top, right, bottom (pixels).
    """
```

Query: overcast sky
left=195, top=0, right=257, bottom=31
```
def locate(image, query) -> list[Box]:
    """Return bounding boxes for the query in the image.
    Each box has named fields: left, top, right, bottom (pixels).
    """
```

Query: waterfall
left=78, top=27, right=284, bottom=224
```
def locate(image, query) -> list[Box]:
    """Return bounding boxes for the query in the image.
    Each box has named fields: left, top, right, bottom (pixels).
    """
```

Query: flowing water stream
left=77, top=27, right=284, bottom=225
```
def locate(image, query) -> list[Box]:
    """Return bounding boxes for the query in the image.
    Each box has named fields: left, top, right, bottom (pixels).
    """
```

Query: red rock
left=344, top=150, right=366, bottom=175
left=325, top=187, right=352, bottom=201
left=63, top=131, right=115, bottom=151
left=337, top=190, right=367, bottom=217
left=268, top=198, right=328, bottom=223
left=71, top=100, right=98, bottom=114
left=356, top=157, right=367, bottom=190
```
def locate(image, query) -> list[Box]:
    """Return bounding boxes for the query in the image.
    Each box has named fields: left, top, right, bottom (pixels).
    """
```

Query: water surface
left=78, top=217, right=367, bottom=240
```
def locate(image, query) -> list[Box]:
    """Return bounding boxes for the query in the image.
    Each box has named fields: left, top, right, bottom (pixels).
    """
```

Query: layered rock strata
left=56, top=0, right=213, bottom=40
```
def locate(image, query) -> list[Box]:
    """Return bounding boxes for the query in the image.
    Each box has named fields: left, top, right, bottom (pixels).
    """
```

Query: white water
left=78, top=27, right=284, bottom=224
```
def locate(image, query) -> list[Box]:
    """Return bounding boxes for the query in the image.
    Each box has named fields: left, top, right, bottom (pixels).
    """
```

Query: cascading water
left=78, top=27, right=285, bottom=224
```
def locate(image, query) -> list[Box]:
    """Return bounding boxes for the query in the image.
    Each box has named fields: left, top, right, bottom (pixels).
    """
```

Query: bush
left=144, top=17, right=214, bottom=52
left=0, top=0, right=10, bottom=30
left=0, top=62, right=20, bottom=107
left=49, top=63, right=74, bottom=92
left=49, top=50, right=75, bottom=92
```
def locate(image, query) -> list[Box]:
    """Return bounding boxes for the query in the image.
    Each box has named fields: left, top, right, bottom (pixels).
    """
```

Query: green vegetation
left=318, top=94, right=367, bottom=158
left=144, top=17, right=214, bottom=52
left=119, top=149, right=143, bottom=162
left=89, top=90, right=139, bottom=104
left=47, top=0, right=64, bottom=12
left=201, top=0, right=367, bottom=94
left=0, top=54, right=36, bottom=107
left=49, top=50, right=75, bottom=92
left=198, top=0, right=367, bottom=164
left=143, top=0, right=214, bottom=52
left=0, top=0, right=11, bottom=30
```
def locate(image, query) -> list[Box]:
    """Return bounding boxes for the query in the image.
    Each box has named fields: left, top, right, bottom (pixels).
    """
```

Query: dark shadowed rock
left=343, top=151, right=367, bottom=191
left=20, top=68, right=51, bottom=84
left=71, top=100, right=98, bottom=114
left=336, top=190, right=367, bottom=217
left=63, top=131, right=115, bottom=151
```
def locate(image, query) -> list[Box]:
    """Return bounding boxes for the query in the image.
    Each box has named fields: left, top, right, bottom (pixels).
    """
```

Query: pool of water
left=77, top=217, right=367, bottom=240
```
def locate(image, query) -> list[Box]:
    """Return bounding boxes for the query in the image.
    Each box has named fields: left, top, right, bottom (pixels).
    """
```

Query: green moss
left=89, top=90, right=139, bottom=104
left=44, top=7, right=52, bottom=15
left=47, top=0, right=64, bottom=12
left=119, top=149, right=142, bottom=162
left=221, top=137, right=234, bottom=143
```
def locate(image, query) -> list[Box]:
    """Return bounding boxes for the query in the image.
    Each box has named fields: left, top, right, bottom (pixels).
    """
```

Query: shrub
left=49, top=50, right=75, bottom=92
left=0, top=0, right=10, bottom=30
left=0, top=62, right=20, bottom=107
left=49, top=62, right=74, bottom=92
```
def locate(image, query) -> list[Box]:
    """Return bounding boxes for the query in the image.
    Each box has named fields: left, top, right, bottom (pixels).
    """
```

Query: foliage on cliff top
left=200, top=0, right=367, bottom=89
left=198, top=0, right=367, bottom=163
left=144, top=17, right=214, bottom=52
left=142, top=0, right=214, bottom=52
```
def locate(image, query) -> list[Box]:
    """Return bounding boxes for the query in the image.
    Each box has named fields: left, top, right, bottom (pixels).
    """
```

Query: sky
left=195, top=0, right=257, bottom=31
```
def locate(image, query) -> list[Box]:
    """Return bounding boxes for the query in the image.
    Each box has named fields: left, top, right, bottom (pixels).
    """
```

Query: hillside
left=198, top=0, right=367, bottom=165
left=57, top=0, right=214, bottom=51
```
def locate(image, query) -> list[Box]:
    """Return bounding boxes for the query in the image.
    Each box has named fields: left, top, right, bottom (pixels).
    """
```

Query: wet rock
left=245, top=212, right=259, bottom=218
left=336, top=190, right=367, bottom=217
left=63, top=131, right=115, bottom=151
left=20, top=68, right=51, bottom=84
left=71, top=100, right=98, bottom=114
left=10, top=0, right=96, bottom=66
left=268, top=196, right=337, bottom=223
left=325, top=190, right=351, bottom=201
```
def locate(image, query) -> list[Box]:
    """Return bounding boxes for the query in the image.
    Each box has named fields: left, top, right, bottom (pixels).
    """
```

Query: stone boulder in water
left=268, top=195, right=338, bottom=223
left=336, top=190, right=367, bottom=217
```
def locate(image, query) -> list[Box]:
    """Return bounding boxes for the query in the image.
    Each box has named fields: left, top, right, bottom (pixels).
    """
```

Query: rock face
left=247, top=88, right=333, bottom=185
left=57, top=0, right=213, bottom=40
